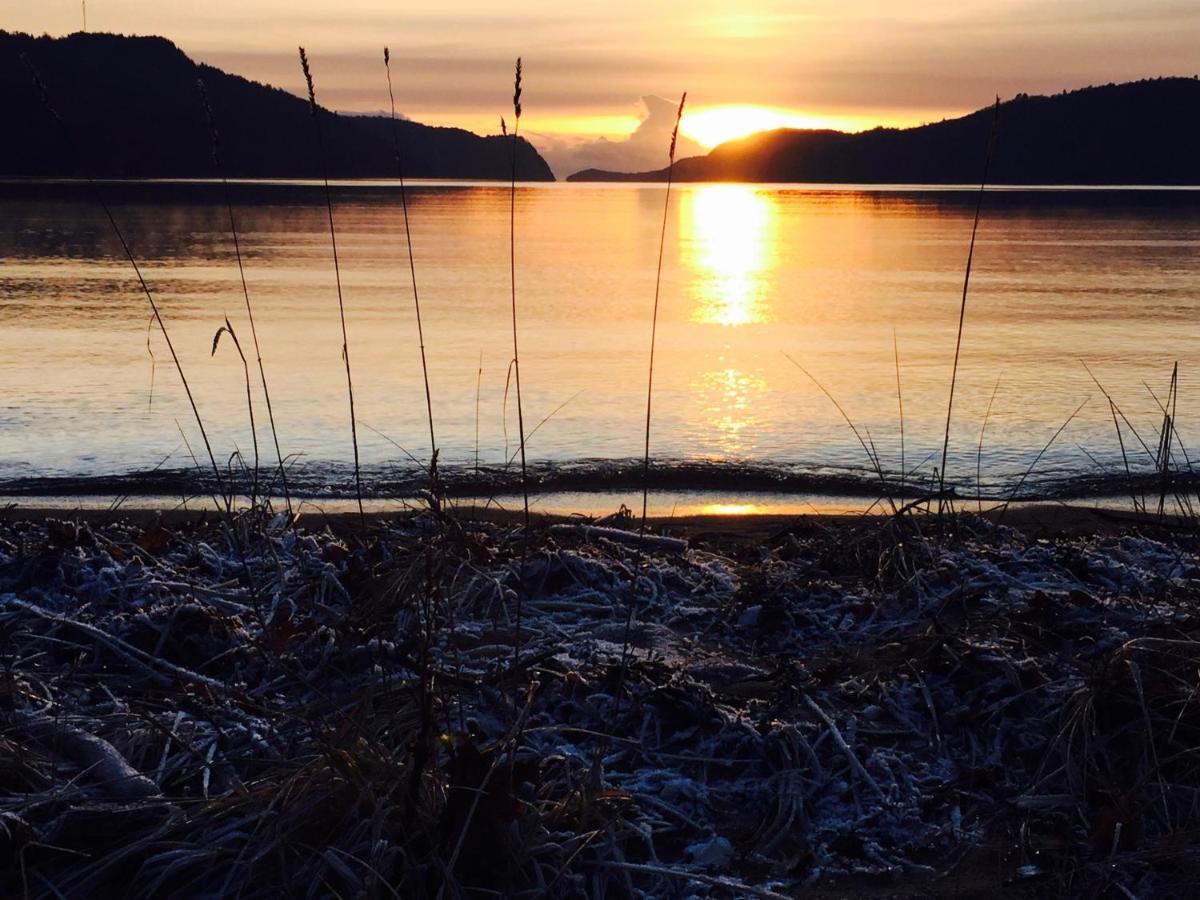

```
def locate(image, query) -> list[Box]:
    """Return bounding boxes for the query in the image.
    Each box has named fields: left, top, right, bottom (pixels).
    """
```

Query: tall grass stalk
left=383, top=48, right=439, bottom=494
left=504, top=58, right=530, bottom=676
left=376, top=41, right=445, bottom=778
left=937, top=97, right=1000, bottom=516
left=299, top=47, right=365, bottom=529
left=504, top=59, right=530, bottom=533
left=638, top=92, right=686, bottom=537
left=197, top=77, right=292, bottom=516
left=21, top=55, right=227, bottom=510
left=614, top=92, right=685, bottom=716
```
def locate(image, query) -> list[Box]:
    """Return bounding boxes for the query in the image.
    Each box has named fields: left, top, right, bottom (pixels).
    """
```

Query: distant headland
left=0, top=31, right=555, bottom=181
left=568, top=78, right=1200, bottom=185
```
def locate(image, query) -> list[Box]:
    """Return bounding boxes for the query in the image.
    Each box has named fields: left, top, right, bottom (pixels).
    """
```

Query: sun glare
left=682, top=184, right=774, bottom=327
left=692, top=367, right=768, bottom=453
left=680, top=105, right=878, bottom=149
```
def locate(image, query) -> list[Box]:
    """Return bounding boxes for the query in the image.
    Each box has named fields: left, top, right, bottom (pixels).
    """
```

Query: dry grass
left=617, top=91, right=686, bottom=712
left=383, top=47, right=439, bottom=498
left=505, top=57, right=530, bottom=677
left=4, top=506, right=1200, bottom=898
left=937, top=96, right=1000, bottom=516
left=196, top=75, right=293, bottom=517
left=299, top=47, right=365, bottom=530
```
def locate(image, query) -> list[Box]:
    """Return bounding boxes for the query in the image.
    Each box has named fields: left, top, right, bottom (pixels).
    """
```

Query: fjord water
left=1, top=181, right=1197, bottom=500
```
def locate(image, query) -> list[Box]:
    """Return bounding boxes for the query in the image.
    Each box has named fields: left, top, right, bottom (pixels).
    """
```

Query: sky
left=5, top=1, right=1199, bottom=176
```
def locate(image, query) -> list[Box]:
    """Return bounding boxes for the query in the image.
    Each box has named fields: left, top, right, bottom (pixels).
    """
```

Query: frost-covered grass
left=1, top=507, right=1199, bottom=897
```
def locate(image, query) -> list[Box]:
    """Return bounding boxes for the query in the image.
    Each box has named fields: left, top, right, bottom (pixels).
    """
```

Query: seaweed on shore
left=2, top=509, right=1200, bottom=897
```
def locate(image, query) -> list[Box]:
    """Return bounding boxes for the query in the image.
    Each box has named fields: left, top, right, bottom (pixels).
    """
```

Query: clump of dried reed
left=196, top=76, right=292, bottom=517
left=210, top=316, right=259, bottom=503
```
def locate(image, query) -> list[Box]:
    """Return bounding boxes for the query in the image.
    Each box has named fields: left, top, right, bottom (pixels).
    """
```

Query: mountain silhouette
left=0, top=31, right=554, bottom=181
left=568, top=78, right=1200, bottom=184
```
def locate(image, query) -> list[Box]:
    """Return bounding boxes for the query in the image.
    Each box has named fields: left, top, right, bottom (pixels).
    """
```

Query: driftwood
left=12, top=710, right=160, bottom=801
left=546, top=523, right=687, bottom=553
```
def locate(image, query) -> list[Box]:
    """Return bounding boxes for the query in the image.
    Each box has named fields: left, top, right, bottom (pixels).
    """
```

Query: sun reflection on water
left=681, top=185, right=774, bottom=326
left=693, top=366, right=768, bottom=453
left=696, top=503, right=766, bottom=516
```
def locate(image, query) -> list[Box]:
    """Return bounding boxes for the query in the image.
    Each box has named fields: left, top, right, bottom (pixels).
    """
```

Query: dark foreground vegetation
left=2, top=505, right=1200, bottom=897
left=0, top=31, right=554, bottom=180
left=569, top=77, right=1200, bottom=184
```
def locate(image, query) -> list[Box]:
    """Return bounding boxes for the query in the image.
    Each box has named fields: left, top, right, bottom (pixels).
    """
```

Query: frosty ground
left=1, top=503, right=1199, bottom=897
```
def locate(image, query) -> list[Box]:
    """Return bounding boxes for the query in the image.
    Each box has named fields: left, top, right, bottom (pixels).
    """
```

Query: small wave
left=0, top=457, right=1194, bottom=505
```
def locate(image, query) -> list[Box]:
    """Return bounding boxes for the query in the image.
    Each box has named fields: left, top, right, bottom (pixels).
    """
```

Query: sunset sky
left=5, top=0, right=1198, bottom=174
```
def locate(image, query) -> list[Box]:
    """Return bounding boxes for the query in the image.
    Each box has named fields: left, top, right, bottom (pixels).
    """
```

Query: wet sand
left=2, top=497, right=1188, bottom=541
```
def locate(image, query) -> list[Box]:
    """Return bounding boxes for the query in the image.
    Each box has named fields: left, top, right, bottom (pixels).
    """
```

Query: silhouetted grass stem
left=505, top=58, right=532, bottom=679
left=937, top=97, right=1000, bottom=516
left=384, top=48, right=439, bottom=494
left=616, top=91, right=686, bottom=718
left=197, top=76, right=291, bottom=515
left=639, top=91, right=686, bottom=536
left=299, top=47, right=365, bottom=530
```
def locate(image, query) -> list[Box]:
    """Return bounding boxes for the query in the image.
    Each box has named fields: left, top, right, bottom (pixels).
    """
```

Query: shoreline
left=2, top=496, right=1190, bottom=540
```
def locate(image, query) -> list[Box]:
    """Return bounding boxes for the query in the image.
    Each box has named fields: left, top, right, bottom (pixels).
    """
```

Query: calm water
left=1, top=180, right=1198, bottom=500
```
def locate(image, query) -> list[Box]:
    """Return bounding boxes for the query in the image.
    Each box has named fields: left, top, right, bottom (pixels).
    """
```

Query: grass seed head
left=513, top=57, right=522, bottom=120
left=669, top=91, right=687, bottom=161
left=298, top=47, right=317, bottom=115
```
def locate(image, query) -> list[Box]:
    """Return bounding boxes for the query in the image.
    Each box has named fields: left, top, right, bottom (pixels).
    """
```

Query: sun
left=679, top=105, right=875, bottom=149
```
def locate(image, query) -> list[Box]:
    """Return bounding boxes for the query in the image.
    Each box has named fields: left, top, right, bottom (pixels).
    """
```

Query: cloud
left=530, top=96, right=703, bottom=178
